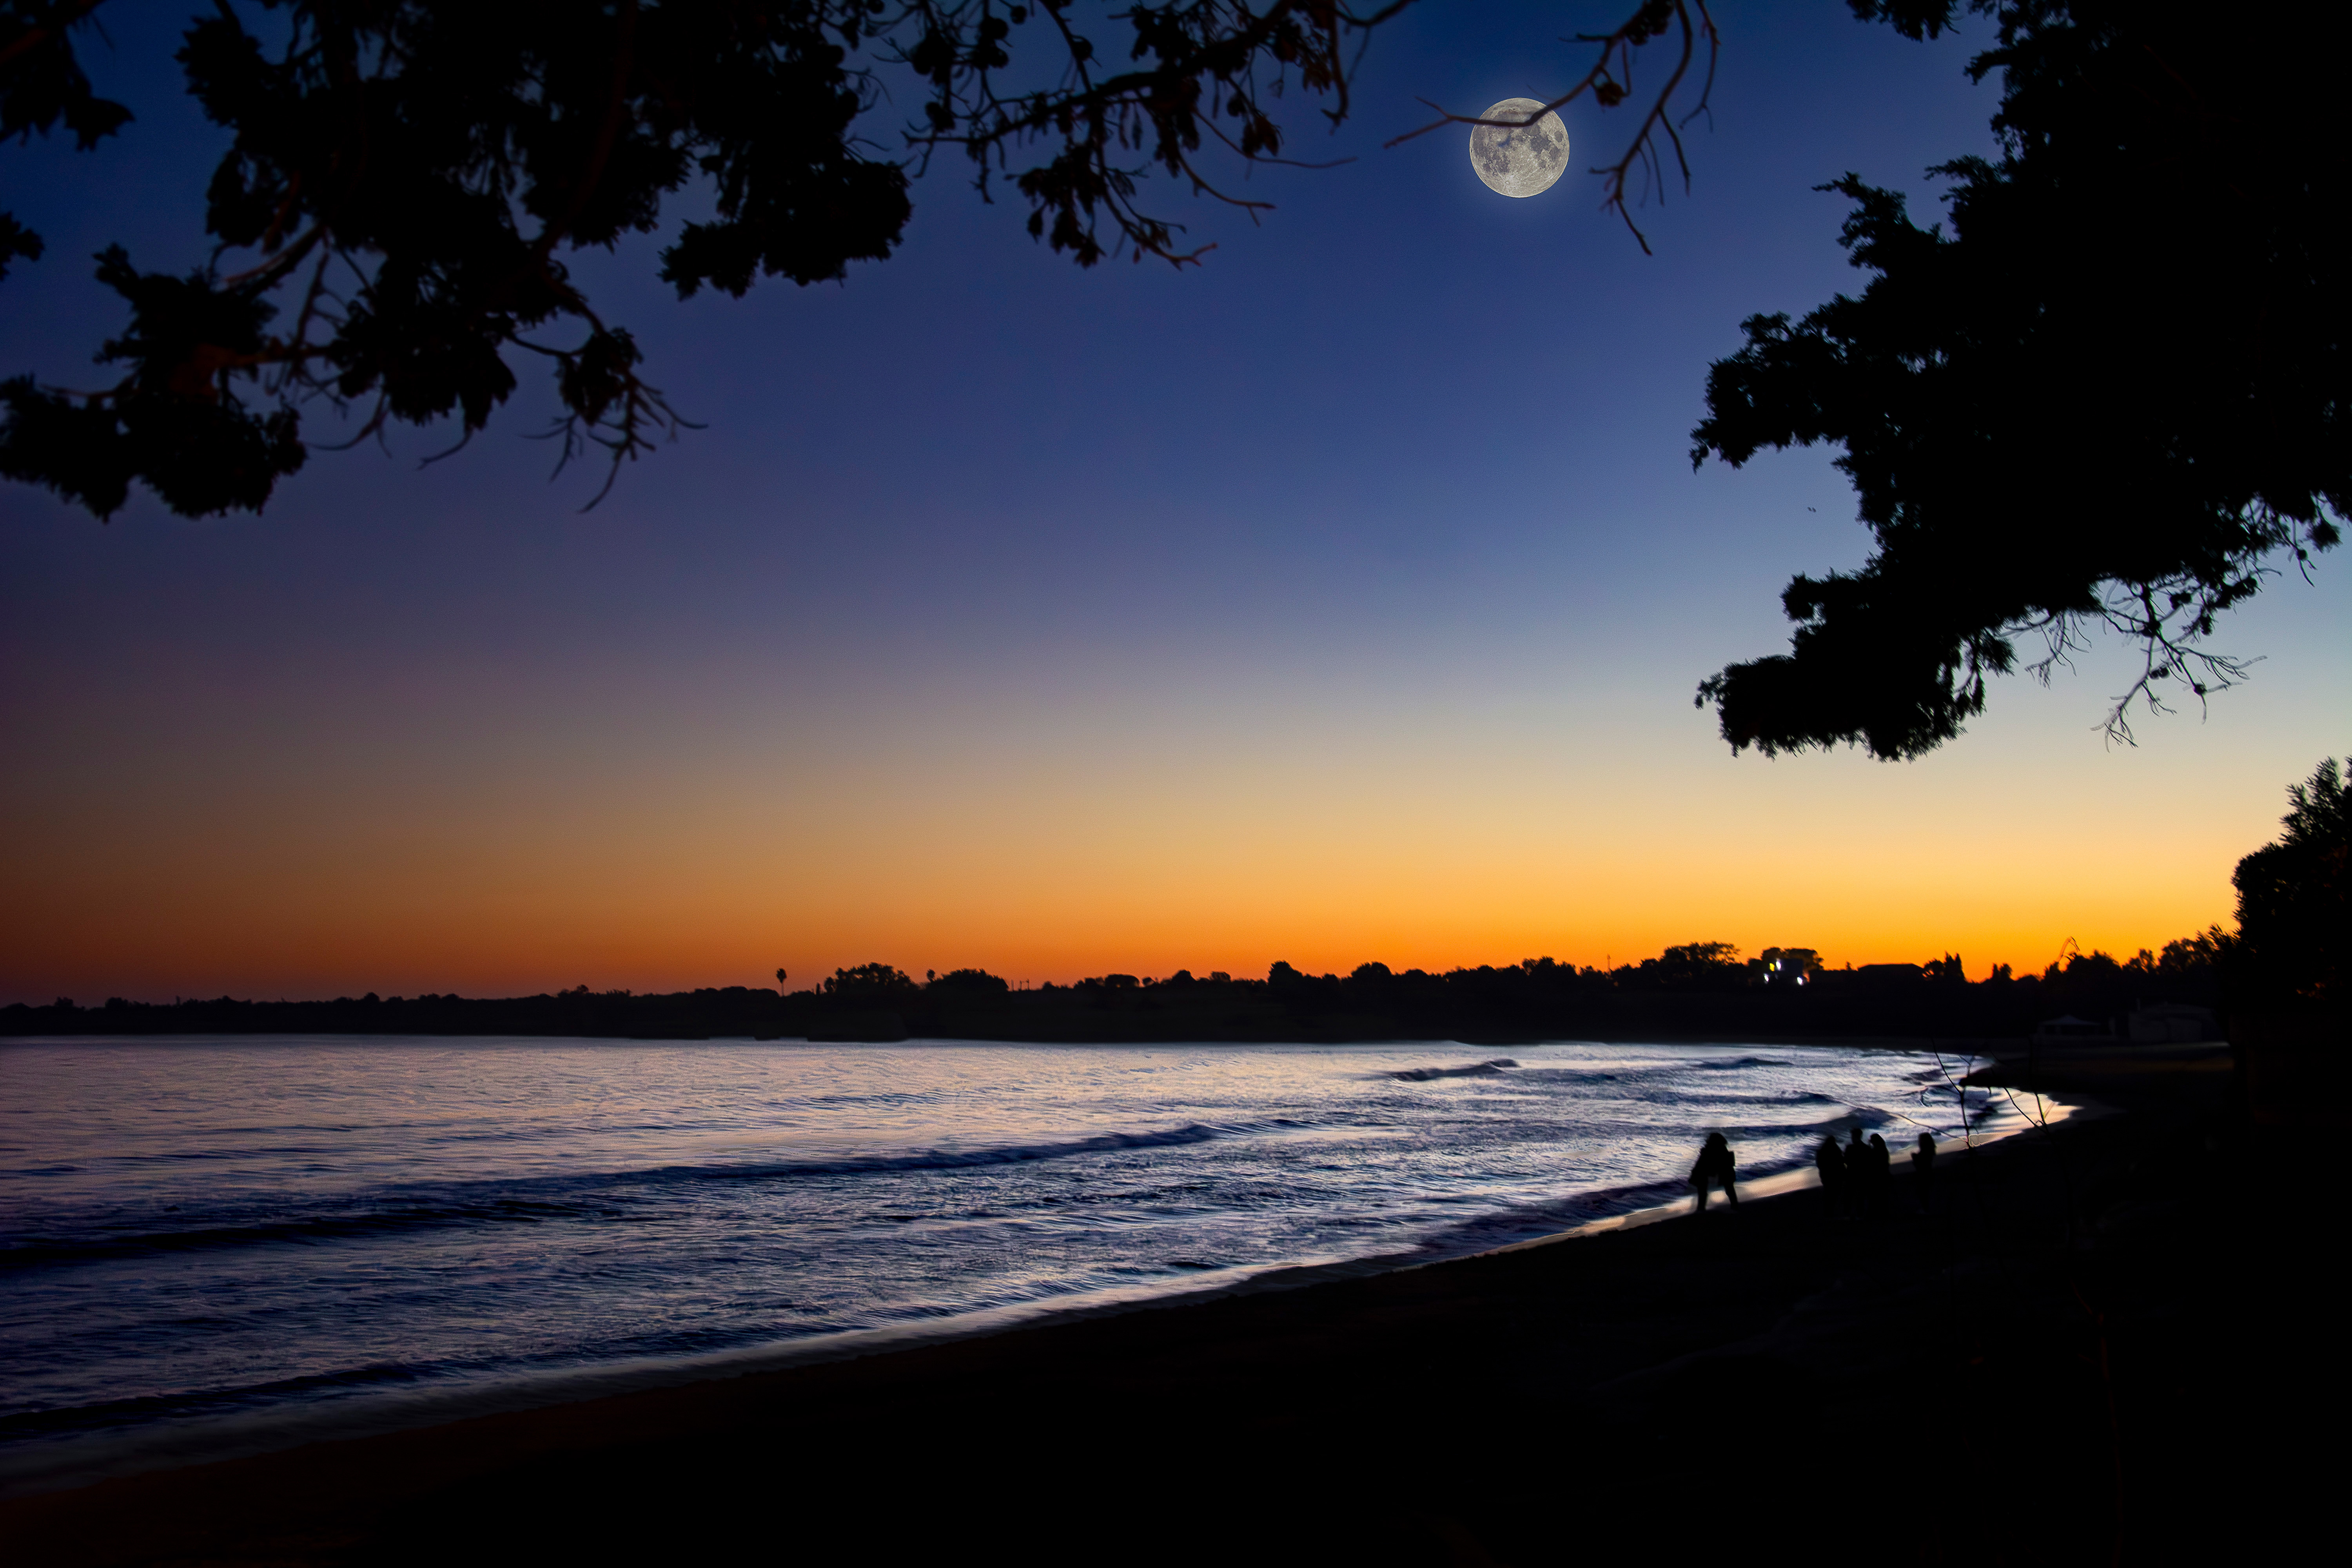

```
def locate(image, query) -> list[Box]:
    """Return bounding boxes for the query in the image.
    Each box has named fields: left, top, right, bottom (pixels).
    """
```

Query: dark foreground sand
left=2, top=1045, right=2325, bottom=1565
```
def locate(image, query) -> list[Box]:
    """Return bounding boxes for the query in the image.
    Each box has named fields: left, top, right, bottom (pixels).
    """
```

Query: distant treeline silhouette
left=2, top=937, right=2228, bottom=1045
left=15, top=762, right=2330, bottom=1046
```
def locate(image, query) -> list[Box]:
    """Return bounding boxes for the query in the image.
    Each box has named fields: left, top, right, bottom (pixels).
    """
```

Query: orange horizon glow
left=4, top=737, right=2254, bottom=1004
left=5, top=513, right=2330, bottom=1014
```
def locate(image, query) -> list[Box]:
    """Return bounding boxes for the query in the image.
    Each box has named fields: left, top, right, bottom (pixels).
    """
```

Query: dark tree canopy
left=1692, top=1, right=2346, bottom=759
left=2, top=1, right=961, bottom=517
left=2230, top=757, right=2347, bottom=1014
left=929, top=966, right=1011, bottom=993
left=0, top=0, right=1728, bottom=519
left=821, top=961, right=919, bottom=999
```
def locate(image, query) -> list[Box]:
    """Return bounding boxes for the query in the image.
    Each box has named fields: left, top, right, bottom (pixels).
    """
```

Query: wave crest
left=1389, top=1059, right=1518, bottom=1082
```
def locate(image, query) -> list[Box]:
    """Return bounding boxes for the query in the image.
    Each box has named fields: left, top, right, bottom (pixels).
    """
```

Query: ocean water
left=0, top=1036, right=2043, bottom=1489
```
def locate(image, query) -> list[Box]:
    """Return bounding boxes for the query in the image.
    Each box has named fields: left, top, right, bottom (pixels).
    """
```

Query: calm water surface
left=0, top=1036, right=2033, bottom=1484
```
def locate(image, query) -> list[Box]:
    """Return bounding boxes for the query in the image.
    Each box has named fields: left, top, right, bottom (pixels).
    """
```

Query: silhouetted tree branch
left=0, top=1, right=1719, bottom=520
left=1386, top=0, right=1717, bottom=254
left=1690, top=2, right=2345, bottom=759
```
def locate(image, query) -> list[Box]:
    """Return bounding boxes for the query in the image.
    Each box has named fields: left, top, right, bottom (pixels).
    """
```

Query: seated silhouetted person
left=1815, top=1133, right=1847, bottom=1218
left=1912, top=1131, right=1937, bottom=1213
left=1867, top=1133, right=1893, bottom=1217
left=1847, top=1127, right=1871, bottom=1217
left=1691, top=1131, right=1739, bottom=1213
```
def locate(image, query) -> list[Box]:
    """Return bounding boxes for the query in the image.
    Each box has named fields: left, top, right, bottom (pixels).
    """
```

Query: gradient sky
left=4, top=3, right=2345, bottom=1005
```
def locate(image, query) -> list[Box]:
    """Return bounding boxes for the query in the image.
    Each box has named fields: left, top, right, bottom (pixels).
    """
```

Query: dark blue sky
left=5, top=4, right=2342, bottom=1002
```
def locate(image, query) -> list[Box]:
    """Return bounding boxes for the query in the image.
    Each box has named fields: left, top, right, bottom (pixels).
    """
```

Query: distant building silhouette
left=2127, top=1003, right=2218, bottom=1043
left=2032, top=1015, right=2114, bottom=1047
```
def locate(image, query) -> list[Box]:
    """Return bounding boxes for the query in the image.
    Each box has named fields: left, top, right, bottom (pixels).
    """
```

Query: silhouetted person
left=1815, top=1133, right=1847, bottom=1218
left=1912, top=1131, right=1937, bottom=1213
left=1868, top=1133, right=1892, bottom=1217
left=1847, top=1127, right=1871, bottom=1217
left=1690, top=1131, right=1739, bottom=1213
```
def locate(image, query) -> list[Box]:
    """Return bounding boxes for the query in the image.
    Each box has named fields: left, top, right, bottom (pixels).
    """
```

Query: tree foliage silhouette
left=2230, top=757, right=2347, bottom=1013
left=928, top=967, right=1010, bottom=993
left=822, top=962, right=920, bottom=999
left=1692, top=1, right=2346, bottom=758
left=0, top=0, right=1717, bottom=520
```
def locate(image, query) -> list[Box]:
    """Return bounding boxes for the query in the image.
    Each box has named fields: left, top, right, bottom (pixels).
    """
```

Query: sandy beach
left=0, top=1040, right=2316, bottom=1565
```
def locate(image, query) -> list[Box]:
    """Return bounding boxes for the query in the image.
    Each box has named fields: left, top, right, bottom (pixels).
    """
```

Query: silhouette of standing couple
left=1690, top=1131, right=1739, bottom=1212
left=1814, top=1126, right=1936, bottom=1217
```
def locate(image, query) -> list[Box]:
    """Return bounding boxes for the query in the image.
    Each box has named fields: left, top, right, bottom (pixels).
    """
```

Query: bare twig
left=1385, top=1, right=1719, bottom=254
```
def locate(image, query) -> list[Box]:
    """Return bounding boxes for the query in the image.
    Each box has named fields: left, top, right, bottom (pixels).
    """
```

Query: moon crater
left=1469, top=98, right=1569, bottom=198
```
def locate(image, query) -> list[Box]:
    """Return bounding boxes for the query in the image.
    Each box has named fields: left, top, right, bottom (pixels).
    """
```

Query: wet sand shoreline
left=1, top=1040, right=2314, bottom=1564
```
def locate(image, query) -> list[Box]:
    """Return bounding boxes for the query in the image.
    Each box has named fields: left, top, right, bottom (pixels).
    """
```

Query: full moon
left=1468, top=98, right=1568, bottom=198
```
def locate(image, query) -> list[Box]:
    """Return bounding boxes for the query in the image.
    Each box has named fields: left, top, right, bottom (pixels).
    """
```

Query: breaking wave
left=1388, top=1059, right=1518, bottom=1082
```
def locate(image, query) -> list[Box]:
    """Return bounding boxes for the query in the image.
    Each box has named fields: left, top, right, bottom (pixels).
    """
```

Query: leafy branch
left=1, top=2, right=1742, bottom=521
